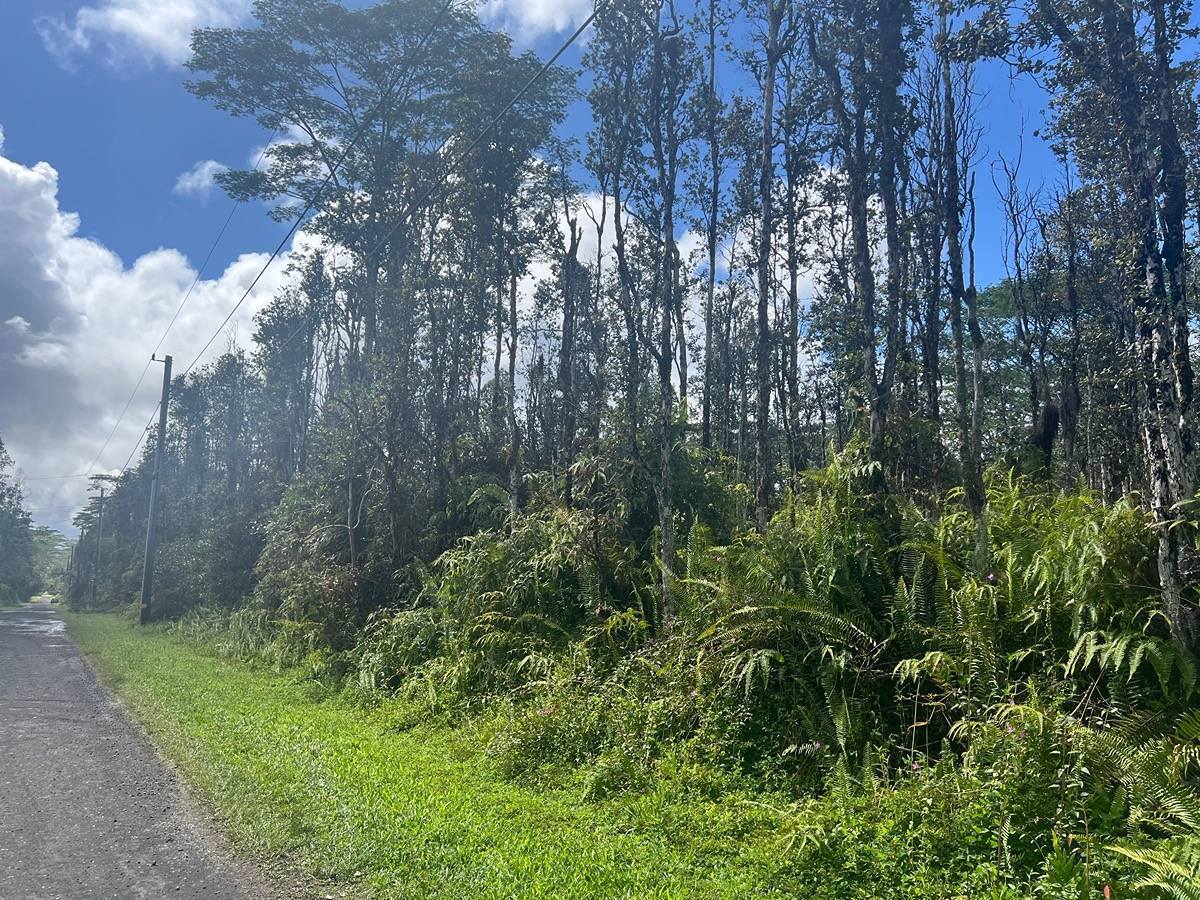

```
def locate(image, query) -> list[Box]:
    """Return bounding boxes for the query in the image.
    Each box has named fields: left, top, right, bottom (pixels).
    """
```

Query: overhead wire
left=94, top=0, right=602, bottom=486
left=266, top=0, right=610, bottom=358
left=85, top=0, right=460, bottom=489
left=79, top=136, right=280, bottom=478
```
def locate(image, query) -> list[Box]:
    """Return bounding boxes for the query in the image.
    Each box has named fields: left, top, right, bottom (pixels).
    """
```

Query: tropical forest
left=3, top=0, right=1200, bottom=895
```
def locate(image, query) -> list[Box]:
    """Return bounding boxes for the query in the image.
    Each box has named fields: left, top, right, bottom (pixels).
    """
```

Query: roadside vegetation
left=0, top=435, right=65, bottom=606
left=75, top=460, right=1200, bottom=897
left=69, top=612, right=797, bottom=899
left=56, top=0, right=1200, bottom=895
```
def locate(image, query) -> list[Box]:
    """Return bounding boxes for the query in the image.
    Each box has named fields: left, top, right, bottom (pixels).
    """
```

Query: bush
left=153, top=455, right=1200, bottom=895
left=777, top=761, right=1138, bottom=899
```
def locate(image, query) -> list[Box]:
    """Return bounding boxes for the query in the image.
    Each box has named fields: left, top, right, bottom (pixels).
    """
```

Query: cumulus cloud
left=173, top=159, right=228, bottom=198
left=37, top=0, right=252, bottom=67
left=0, top=136, right=301, bottom=534
left=38, top=0, right=589, bottom=67
left=477, top=0, right=595, bottom=41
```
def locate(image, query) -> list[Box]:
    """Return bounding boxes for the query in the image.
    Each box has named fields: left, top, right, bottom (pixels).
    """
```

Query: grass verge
left=66, top=612, right=797, bottom=899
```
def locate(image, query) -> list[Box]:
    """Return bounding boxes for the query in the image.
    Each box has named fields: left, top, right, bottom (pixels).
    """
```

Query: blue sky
left=0, top=0, right=1056, bottom=534
left=0, top=0, right=288, bottom=273
left=0, top=0, right=1056, bottom=280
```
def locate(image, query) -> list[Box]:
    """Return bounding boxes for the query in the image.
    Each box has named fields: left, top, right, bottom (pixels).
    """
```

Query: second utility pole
left=139, top=354, right=172, bottom=625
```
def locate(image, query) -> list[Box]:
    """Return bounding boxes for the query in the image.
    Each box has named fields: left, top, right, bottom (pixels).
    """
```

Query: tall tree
left=1030, top=0, right=1199, bottom=650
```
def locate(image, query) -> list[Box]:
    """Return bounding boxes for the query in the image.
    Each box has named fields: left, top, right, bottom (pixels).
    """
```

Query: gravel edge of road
left=59, top=607, right=341, bottom=900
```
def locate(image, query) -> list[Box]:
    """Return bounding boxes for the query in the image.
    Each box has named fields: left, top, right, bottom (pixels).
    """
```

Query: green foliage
left=0, top=435, right=36, bottom=605
left=775, top=761, right=1128, bottom=899
left=41, top=0, right=1200, bottom=890
left=30, top=526, right=70, bottom=596
left=1110, top=840, right=1200, bottom=900
left=68, top=612, right=799, bottom=899
left=403, top=458, right=1198, bottom=894
left=81, top=408, right=1200, bottom=894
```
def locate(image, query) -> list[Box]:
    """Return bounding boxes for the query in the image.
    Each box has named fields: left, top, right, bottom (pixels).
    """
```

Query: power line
left=117, top=411, right=158, bottom=476
left=97, top=1, right=460, bottom=483
left=83, top=135, right=280, bottom=476
left=179, top=188, right=326, bottom=376
left=100, top=0, right=585, bottom=480
left=268, top=0, right=607, bottom=359
left=86, top=366, right=153, bottom=475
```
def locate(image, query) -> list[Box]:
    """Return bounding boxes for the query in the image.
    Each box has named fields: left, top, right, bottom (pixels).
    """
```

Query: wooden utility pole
left=74, top=537, right=84, bottom=596
left=90, top=486, right=105, bottom=607
left=66, top=543, right=76, bottom=597
left=139, top=355, right=172, bottom=625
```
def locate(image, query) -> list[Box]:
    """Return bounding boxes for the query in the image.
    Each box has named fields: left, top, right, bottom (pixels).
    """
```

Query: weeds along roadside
left=132, top=454, right=1200, bottom=897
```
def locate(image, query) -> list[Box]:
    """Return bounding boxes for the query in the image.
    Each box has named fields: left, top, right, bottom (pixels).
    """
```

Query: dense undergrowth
left=157, top=455, right=1200, bottom=897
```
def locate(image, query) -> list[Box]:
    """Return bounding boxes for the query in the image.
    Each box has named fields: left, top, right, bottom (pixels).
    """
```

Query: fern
left=1109, top=840, right=1200, bottom=900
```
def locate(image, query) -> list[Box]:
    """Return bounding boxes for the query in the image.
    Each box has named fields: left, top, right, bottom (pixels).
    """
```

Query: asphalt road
left=0, top=600, right=277, bottom=900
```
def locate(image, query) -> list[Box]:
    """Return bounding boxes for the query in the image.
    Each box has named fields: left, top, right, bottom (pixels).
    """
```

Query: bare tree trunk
left=941, top=13, right=987, bottom=569
left=755, top=0, right=782, bottom=531
left=1059, top=179, right=1083, bottom=481
left=873, top=0, right=905, bottom=475
left=508, top=267, right=521, bottom=526
left=810, top=3, right=900, bottom=500
left=612, top=171, right=641, bottom=460
left=1148, top=0, right=1198, bottom=648
left=587, top=184, right=609, bottom=448
left=647, top=0, right=684, bottom=626
left=557, top=213, right=582, bottom=504
left=783, top=71, right=805, bottom=482
left=1037, top=0, right=1198, bottom=653
left=701, top=0, right=720, bottom=452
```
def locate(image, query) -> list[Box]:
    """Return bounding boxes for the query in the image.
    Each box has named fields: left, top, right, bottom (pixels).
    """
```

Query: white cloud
left=37, top=0, right=589, bottom=67
left=173, top=159, right=228, bottom=198
left=0, top=136, right=301, bottom=534
left=477, top=0, right=594, bottom=41
left=37, top=0, right=252, bottom=67
left=249, top=124, right=308, bottom=167
left=5, top=316, right=31, bottom=336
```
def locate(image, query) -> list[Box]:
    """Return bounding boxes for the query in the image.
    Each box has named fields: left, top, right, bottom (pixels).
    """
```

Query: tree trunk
left=755, top=0, right=782, bottom=531
left=941, top=12, right=988, bottom=569
left=701, top=0, right=720, bottom=452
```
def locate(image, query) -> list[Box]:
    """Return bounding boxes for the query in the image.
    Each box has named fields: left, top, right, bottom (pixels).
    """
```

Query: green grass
left=66, top=612, right=798, bottom=899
